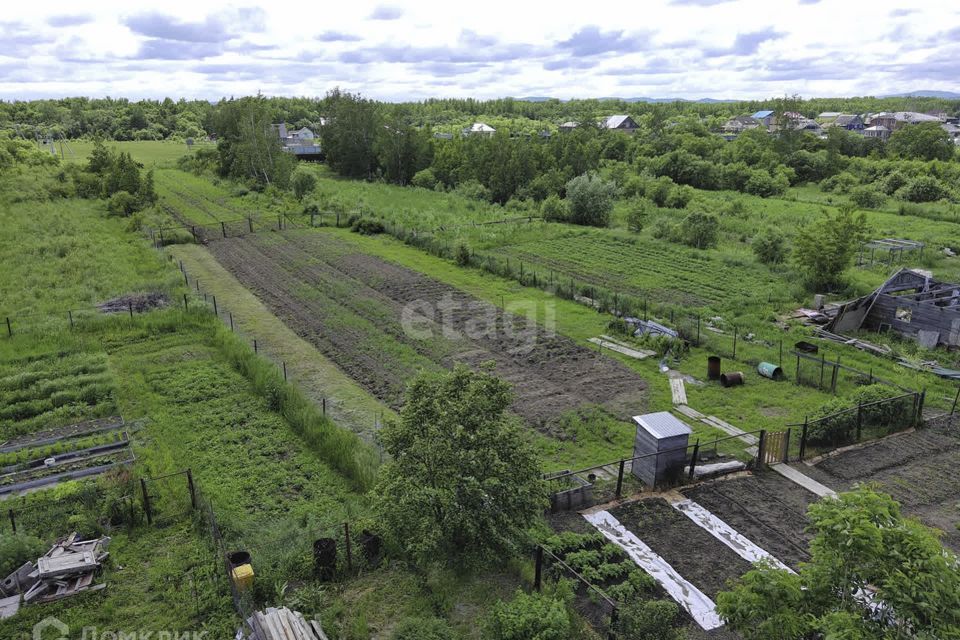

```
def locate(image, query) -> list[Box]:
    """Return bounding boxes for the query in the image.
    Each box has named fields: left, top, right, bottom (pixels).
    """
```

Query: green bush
left=350, top=218, right=386, bottom=235
left=626, top=198, right=653, bottom=232
left=0, top=534, right=46, bottom=577
left=677, top=211, right=719, bottom=249
left=613, top=599, right=683, bottom=640
left=390, top=617, right=456, bottom=640
left=896, top=176, right=951, bottom=203
left=485, top=589, right=572, bottom=640
left=752, top=227, right=788, bottom=264
left=848, top=185, right=886, bottom=209
left=820, top=172, right=858, bottom=195
left=807, top=384, right=911, bottom=445
left=107, top=190, right=138, bottom=216
left=566, top=173, right=618, bottom=227
left=291, top=167, right=318, bottom=200
left=454, top=179, right=491, bottom=202
left=411, top=168, right=439, bottom=190
left=541, top=194, right=568, bottom=222
left=455, top=242, right=471, bottom=267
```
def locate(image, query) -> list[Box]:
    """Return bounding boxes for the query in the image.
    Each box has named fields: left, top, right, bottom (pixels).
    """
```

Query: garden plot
left=799, top=416, right=960, bottom=552
left=207, top=230, right=647, bottom=427
left=681, top=472, right=817, bottom=570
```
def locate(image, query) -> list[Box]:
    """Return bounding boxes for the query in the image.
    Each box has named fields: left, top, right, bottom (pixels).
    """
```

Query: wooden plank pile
left=0, top=532, right=109, bottom=611
left=244, top=607, right=329, bottom=640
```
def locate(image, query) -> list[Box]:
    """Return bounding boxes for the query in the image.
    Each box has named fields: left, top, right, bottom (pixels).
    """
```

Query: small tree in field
left=374, top=366, right=545, bottom=569
left=291, top=166, right=317, bottom=200
left=565, top=173, right=617, bottom=227
left=793, top=204, right=867, bottom=290
left=716, top=487, right=960, bottom=640
left=752, top=227, right=788, bottom=264
left=678, top=211, right=719, bottom=249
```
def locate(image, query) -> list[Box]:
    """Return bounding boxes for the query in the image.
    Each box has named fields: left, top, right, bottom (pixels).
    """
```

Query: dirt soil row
left=608, top=497, right=753, bottom=600
left=799, top=416, right=960, bottom=551
left=207, top=230, right=647, bottom=428
left=682, top=473, right=817, bottom=570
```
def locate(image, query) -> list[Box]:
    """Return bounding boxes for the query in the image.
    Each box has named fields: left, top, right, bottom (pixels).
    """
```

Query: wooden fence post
left=322, top=398, right=326, bottom=416
left=128, top=301, right=134, bottom=319
left=615, top=460, right=625, bottom=498
left=756, top=429, right=766, bottom=468
left=140, top=478, right=152, bottom=525
left=856, top=401, right=863, bottom=441
left=8, top=509, right=15, bottom=534
left=799, top=417, right=808, bottom=461
left=220, top=221, right=227, bottom=238
left=253, top=339, right=258, bottom=353
left=283, top=361, right=288, bottom=381
left=248, top=217, right=253, bottom=233
left=917, top=389, right=926, bottom=426
left=186, top=469, right=197, bottom=509
left=183, top=294, right=188, bottom=310
left=732, top=326, right=738, bottom=360
left=534, top=546, right=543, bottom=592
left=68, top=310, right=74, bottom=330
left=229, top=312, right=234, bottom=332
left=5, top=317, right=10, bottom=337
left=212, top=296, right=218, bottom=316
left=344, top=522, right=352, bottom=571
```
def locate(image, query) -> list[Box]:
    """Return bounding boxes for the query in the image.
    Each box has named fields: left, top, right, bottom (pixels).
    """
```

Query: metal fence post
left=212, top=296, right=218, bottom=316
left=128, top=301, right=134, bottom=319
left=229, top=312, right=234, bottom=332
left=68, top=310, right=74, bottom=330
left=917, top=389, right=926, bottom=427
left=140, top=478, right=153, bottom=525
left=856, top=401, right=863, bottom=441
left=283, top=361, right=288, bottom=382
left=221, top=221, right=227, bottom=238
left=756, top=429, right=766, bottom=468
left=534, top=546, right=543, bottom=592
left=5, top=317, right=10, bottom=337
left=688, top=440, right=700, bottom=479
left=253, top=339, right=258, bottom=354
left=248, top=217, right=253, bottom=233
left=8, top=509, right=15, bottom=534
left=732, top=326, right=738, bottom=359
left=183, top=293, right=188, bottom=310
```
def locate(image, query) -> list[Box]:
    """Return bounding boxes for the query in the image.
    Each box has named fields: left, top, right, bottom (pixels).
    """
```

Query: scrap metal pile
left=0, top=532, right=109, bottom=618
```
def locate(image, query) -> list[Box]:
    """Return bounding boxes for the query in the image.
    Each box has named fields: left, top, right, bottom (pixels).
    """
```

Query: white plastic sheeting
left=671, top=499, right=794, bottom=573
left=583, top=510, right=724, bottom=630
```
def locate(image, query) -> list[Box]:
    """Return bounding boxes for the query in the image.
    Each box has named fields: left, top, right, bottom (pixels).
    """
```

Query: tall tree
left=888, top=122, right=956, bottom=161
left=213, top=96, right=295, bottom=187
left=373, top=365, right=545, bottom=569
left=321, top=88, right=381, bottom=179
left=376, top=114, right=433, bottom=185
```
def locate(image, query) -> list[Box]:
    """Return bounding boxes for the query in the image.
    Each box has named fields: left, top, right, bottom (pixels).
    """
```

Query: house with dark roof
left=601, top=115, right=639, bottom=133
left=722, top=115, right=760, bottom=133
left=825, top=114, right=865, bottom=132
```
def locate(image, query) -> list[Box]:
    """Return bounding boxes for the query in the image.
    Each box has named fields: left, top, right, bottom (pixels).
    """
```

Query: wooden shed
left=631, top=412, right=692, bottom=487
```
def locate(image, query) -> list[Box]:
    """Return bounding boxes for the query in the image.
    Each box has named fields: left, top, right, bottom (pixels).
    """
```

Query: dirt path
left=206, top=230, right=647, bottom=430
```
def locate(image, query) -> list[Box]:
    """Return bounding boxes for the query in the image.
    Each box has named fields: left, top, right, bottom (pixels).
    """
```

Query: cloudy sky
left=1, top=0, right=958, bottom=101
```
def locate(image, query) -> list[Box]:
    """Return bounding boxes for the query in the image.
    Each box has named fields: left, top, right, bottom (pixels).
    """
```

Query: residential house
left=868, top=111, right=941, bottom=131
left=863, top=125, right=890, bottom=140
left=271, top=122, right=322, bottom=158
left=463, top=122, right=496, bottom=136
left=817, top=112, right=842, bottom=124
left=751, top=110, right=776, bottom=129
left=559, top=121, right=579, bottom=131
left=722, top=115, right=760, bottom=134
left=942, top=122, right=960, bottom=144
left=433, top=132, right=454, bottom=140
left=830, top=114, right=865, bottom=131
left=601, top=115, right=639, bottom=133
left=288, top=127, right=315, bottom=140
left=926, top=110, right=949, bottom=122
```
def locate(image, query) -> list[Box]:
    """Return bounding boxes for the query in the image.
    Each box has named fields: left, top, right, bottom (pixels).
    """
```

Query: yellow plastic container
left=231, top=563, right=254, bottom=591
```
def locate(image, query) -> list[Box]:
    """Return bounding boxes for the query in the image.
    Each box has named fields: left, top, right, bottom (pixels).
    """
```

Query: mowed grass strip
left=168, top=243, right=395, bottom=441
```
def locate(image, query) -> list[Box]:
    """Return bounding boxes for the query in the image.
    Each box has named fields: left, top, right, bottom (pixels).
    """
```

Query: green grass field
left=66, top=139, right=208, bottom=167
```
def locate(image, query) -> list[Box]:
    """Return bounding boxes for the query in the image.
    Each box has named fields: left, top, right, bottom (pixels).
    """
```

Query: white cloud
left=0, top=0, right=957, bottom=100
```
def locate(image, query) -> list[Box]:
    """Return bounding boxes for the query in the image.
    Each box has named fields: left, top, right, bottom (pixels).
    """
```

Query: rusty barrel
left=720, top=371, right=744, bottom=387
left=707, top=356, right=722, bottom=380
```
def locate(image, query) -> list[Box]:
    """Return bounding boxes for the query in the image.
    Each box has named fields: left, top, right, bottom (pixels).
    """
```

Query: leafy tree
left=793, top=204, right=868, bottom=289
left=213, top=96, right=296, bottom=187
left=888, top=122, right=955, bottom=161
left=373, top=366, right=545, bottom=568
left=377, top=115, right=434, bottom=185
left=678, top=211, right=719, bottom=249
left=485, top=588, right=572, bottom=640
left=0, top=534, right=45, bottom=577
left=321, top=88, right=381, bottom=179
left=752, top=227, right=788, bottom=264
left=86, top=138, right=114, bottom=175
left=291, top=166, right=317, bottom=200
left=626, top=198, right=653, bottom=232
left=565, top=173, right=617, bottom=227
left=138, top=168, right=157, bottom=207
left=717, top=487, right=960, bottom=639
